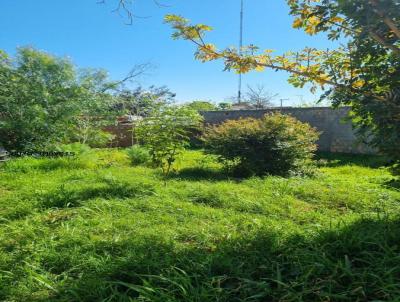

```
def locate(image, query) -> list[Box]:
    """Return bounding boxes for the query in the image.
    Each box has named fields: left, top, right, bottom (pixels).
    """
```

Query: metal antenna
left=237, top=0, right=244, bottom=104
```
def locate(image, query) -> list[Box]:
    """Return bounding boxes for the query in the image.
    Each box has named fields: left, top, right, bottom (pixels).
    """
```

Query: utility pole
left=280, top=98, right=289, bottom=108
left=237, top=0, right=244, bottom=104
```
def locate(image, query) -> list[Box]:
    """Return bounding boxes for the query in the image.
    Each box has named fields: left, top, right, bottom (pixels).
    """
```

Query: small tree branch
left=98, top=0, right=170, bottom=24
left=187, top=37, right=386, bottom=101
left=101, top=63, right=152, bottom=93
left=368, top=31, right=400, bottom=55
left=383, top=17, right=400, bottom=40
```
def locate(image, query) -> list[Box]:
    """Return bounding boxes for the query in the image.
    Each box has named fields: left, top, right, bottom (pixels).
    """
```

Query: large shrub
left=203, top=113, right=319, bottom=176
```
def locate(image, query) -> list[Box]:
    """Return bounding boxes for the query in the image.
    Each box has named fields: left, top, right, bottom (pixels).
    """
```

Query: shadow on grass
left=315, top=151, right=389, bottom=168
left=40, top=180, right=154, bottom=208
left=24, top=216, right=400, bottom=302
left=172, top=153, right=391, bottom=182
left=168, top=167, right=231, bottom=181
left=384, top=178, right=400, bottom=191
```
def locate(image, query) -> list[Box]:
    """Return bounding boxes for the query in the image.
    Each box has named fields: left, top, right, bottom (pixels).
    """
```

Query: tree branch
left=101, top=63, right=152, bottom=93
left=188, top=37, right=387, bottom=101
left=368, top=31, right=400, bottom=55
left=383, top=17, right=400, bottom=40
left=98, top=0, right=170, bottom=24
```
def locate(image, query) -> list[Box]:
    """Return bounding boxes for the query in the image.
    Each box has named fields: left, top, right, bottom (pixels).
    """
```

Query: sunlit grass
left=0, top=149, right=399, bottom=301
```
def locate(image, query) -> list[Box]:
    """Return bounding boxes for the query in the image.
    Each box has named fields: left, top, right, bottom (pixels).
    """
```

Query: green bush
left=202, top=113, right=319, bottom=176
left=126, top=145, right=151, bottom=166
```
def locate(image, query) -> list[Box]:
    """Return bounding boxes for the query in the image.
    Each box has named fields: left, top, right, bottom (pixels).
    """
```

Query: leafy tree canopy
left=0, top=47, right=135, bottom=151
left=217, top=102, right=233, bottom=110
left=184, top=100, right=217, bottom=111
left=116, top=85, right=176, bottom=117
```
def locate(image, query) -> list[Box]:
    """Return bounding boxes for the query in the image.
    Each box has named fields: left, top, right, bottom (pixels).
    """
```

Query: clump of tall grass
left=126, top=145, right=151, bottom=166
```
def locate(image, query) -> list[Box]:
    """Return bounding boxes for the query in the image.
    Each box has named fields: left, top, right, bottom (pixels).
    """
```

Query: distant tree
left=184, top=100, right=217, bottom=111
left=67, top=68, right=119, bottom=147
left=116, top=85, right=176, bottom=117
left=245, top=85, right=278, bottom=108
left=217, top=102, right=233, bottom=110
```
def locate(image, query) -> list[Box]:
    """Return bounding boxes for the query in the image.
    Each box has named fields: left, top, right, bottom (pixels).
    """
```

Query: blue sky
left=0, top=0, right=341, bottom=106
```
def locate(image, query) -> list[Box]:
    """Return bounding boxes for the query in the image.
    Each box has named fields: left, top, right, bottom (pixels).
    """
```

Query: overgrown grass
left=0, top=149, right=399, bottom=301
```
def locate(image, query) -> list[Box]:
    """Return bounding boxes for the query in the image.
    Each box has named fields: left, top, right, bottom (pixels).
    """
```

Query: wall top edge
left=200, top=106, right=351, bottom=113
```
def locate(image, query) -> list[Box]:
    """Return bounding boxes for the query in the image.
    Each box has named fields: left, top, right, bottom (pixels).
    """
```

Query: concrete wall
left=201, top=107, right=376, bottom=154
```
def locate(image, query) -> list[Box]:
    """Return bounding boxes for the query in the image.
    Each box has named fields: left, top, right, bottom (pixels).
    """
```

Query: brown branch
left=325, top=19, right=359, bottom=35
left=112, top=0, right=134, bottom=24
left=258, top=61, right=385, bottom=100
left=369, top=31, right=400, bottom=54
left=383, top=17, right=400, bottom=40
left=101, top=63, right=152, bottom=93
left=98, top=0, right=170, bottom=24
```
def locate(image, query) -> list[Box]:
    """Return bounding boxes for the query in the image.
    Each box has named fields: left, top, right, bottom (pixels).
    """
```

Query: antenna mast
left=237, top=0, right=244, bottom=104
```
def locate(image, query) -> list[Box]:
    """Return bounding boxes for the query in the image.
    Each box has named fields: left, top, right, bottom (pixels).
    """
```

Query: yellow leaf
left=316, top=74, right=331, bottom=84
left=308, top=16, right=321, bottom=26
left=255, top=65, right=265, bottom=72
left=330, top=16, right=345, bottom=23
left=352, top=79, right=365, bottom=88
left=293, top=18, right=303, bottom=28
left=305, top=25, right=317, bottom=35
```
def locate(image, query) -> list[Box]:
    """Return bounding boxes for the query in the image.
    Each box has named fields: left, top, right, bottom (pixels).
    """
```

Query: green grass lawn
left=0, top=149, right=399, bottom=301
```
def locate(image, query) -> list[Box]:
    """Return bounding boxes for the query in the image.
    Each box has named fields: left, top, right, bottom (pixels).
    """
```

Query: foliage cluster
left=184, top=100, right=217, bottom=111
left=116, top=85, right=176, bottom=117
left=183, top=100, right=235, bottom=112
left=203, top=113, right=319, bottom=176
left=0, top=48, right=125, bottom=151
